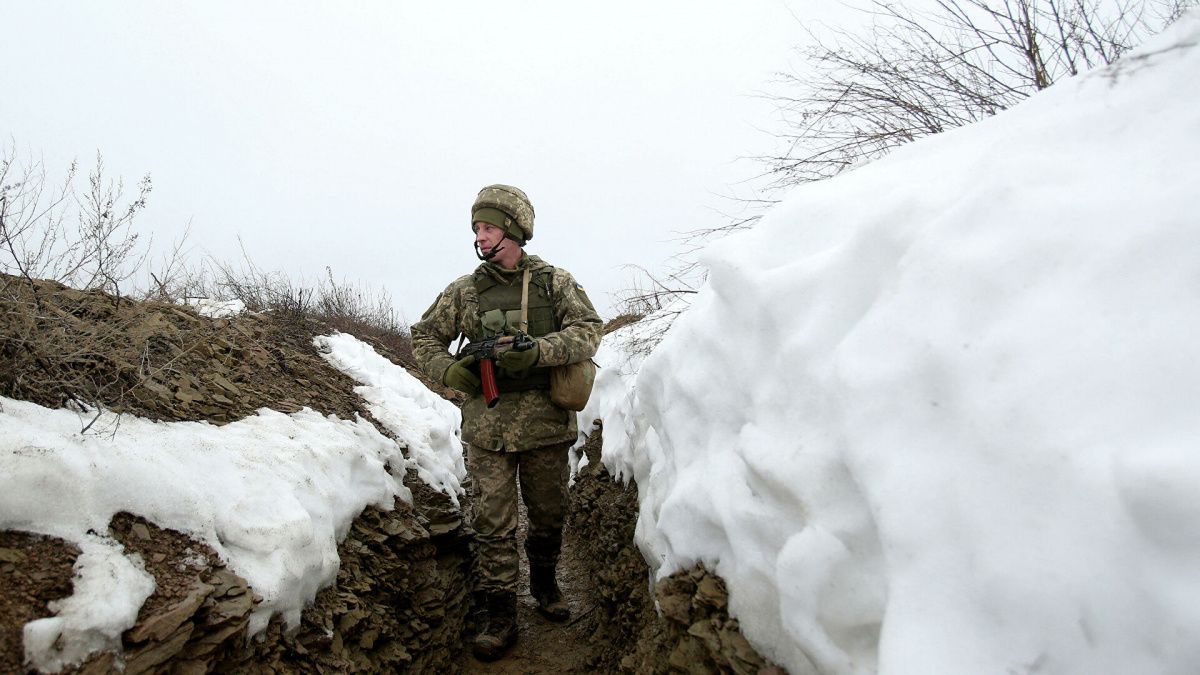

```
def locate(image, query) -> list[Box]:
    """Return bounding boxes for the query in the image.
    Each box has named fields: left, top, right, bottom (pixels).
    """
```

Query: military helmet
left=471, top=184, right=535, bottom=243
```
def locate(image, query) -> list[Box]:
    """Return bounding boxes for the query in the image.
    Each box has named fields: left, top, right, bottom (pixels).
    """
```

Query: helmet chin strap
left=475, top=241, right=504, bottom=261
left=474, top=232, right=525, bottom=261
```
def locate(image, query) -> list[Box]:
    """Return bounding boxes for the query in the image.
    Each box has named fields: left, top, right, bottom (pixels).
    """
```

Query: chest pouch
left=473, top=267, right=556, bottom=392
left=480, top=308, right=507, bottom=337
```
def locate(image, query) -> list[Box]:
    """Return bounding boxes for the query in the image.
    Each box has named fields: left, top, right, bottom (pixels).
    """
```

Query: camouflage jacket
left=411, top=254, right=603, bottom=452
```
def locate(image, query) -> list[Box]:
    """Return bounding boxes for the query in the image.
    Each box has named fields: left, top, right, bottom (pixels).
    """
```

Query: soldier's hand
left=497, top=340, right=540, bottom=377
left=443, top=356, right=481, bottom=395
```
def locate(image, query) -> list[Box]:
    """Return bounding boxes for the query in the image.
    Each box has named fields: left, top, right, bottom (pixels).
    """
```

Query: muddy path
left=459, top=469, right=602, bottom=673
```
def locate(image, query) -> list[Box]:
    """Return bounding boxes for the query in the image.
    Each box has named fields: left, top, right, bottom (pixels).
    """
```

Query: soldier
left=410, top=184, right=603, bottom=661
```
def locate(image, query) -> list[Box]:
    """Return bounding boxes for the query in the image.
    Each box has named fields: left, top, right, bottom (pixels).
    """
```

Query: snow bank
left=0, top=398, right=408, bottom=653
left=0, top=399, right=408, bottom=668
left=314, top=332, right=467, bottom=503
left=0, top=326, right=463, bottom=671
left=600, top=14, right=1200, bottom=675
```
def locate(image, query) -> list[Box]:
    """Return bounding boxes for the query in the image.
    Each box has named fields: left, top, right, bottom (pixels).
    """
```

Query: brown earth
left=0, top=276, right=782, bottom=674
left=0, top=532, right=80, bottom=675
left=564, top=431, right=785, bottom=675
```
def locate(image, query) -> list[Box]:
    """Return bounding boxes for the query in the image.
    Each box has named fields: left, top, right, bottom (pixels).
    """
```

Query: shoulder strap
left=519, top=268, right=530, bottom=333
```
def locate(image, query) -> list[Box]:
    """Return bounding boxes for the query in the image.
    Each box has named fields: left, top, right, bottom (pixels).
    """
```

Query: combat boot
left=472, top=591, right=517, bottom=661
left=530, top=564, right=570, bottom=622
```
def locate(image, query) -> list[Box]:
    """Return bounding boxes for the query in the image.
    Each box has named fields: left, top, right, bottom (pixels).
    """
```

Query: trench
left=0, top=280, right=779, bottom=672
left=1, top=432, right=779, bottom=674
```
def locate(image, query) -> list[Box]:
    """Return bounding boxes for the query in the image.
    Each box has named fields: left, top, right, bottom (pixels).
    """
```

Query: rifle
left=455, top=333, right=536, bottom=408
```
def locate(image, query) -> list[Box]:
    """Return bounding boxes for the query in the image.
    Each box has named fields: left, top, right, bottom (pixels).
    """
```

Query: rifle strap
left=519, top=268, right=530, bottom=333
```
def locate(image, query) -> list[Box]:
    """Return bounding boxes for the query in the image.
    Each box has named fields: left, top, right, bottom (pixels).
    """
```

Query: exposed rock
left=126, top=583, right=211, bottom=643
left=566, top=427, right=784, bottom=674
left=124, top=621, right=194, bottom=675
left=0, top=274, right=369, bottom=425
left=0, top=532, right=80, bottom=675
left=214, top=469, right=470, bottom=674
left=0, top=484, right=469, bottom=675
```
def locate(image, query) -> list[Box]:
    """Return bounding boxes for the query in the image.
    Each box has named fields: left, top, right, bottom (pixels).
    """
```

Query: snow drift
left=599, top=13, right=1200, bottom=675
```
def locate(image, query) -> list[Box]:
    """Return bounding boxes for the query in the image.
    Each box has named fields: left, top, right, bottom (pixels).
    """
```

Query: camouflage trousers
left=467, top=440, right=572, bottom=594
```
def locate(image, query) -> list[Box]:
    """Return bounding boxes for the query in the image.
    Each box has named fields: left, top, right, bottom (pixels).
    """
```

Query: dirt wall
left=565, top=428, right=784, bottom=674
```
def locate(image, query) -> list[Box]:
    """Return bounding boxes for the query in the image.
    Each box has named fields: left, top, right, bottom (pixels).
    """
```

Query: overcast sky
left=1, top=1, right=845, bottom=322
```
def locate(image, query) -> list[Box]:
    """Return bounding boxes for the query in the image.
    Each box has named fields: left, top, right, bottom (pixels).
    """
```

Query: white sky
left=0, top=1, right=835, bottom=322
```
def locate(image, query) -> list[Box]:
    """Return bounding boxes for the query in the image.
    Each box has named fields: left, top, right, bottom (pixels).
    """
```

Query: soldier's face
left=474, top=221, right=504, bottom=255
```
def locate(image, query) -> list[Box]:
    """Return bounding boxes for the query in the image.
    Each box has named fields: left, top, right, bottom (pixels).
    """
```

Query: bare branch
left=756, top=0, right=1185, bottom=188
left=0, top=144, right=151, bottom=295
left=614, top=0, right=1192, bottom=349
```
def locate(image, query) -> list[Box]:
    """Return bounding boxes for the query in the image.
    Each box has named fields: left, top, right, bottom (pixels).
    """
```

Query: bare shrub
left=170, top=247, right=412, bottom=360
left=0, top=145, right=158, bottom=428
left=0, top=274, right=200, bottom=431
left=1, top=145, right=151, bottom=302
left=315, top=267, right=405, bottom=336
left=609, top=265, right=697, bottom=356
left=614, top=0, right=1194, bottom=350
left=310, top=266, right=412, bottom=361
left=1, top=143, right=413, bottom=427
left=199, top=244, right=315, bottom=319
left=145, top=221, right=195, bottom=302
left=760, top=0, right=1195, bottom=187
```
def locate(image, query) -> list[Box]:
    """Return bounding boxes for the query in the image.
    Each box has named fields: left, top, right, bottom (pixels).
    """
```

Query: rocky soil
left=0, top=276, right=782, bottom=674
left=565, top=431, right=784, bottom=675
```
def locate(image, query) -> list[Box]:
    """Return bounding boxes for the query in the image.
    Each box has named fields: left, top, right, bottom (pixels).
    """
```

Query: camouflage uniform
left=411, top=253, right=602, bottom=593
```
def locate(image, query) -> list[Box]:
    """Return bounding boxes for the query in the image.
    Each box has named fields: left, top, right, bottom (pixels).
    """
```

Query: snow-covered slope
left=598, top=13, right=1200, bottom=675
left=0, top=333, right=464, bottom=671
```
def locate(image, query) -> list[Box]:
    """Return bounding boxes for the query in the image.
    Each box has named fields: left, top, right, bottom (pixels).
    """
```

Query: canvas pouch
left=549, top=359, right=597, bottom=411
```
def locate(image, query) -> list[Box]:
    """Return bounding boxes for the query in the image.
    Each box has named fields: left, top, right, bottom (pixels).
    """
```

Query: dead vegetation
left=760, top=0, right=1196, bottom=188
left=615, top=0, right=1195, bottom=350
left=0, top=273, right=375, bottom=427
left=1, top=144, right=419, bottom=427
